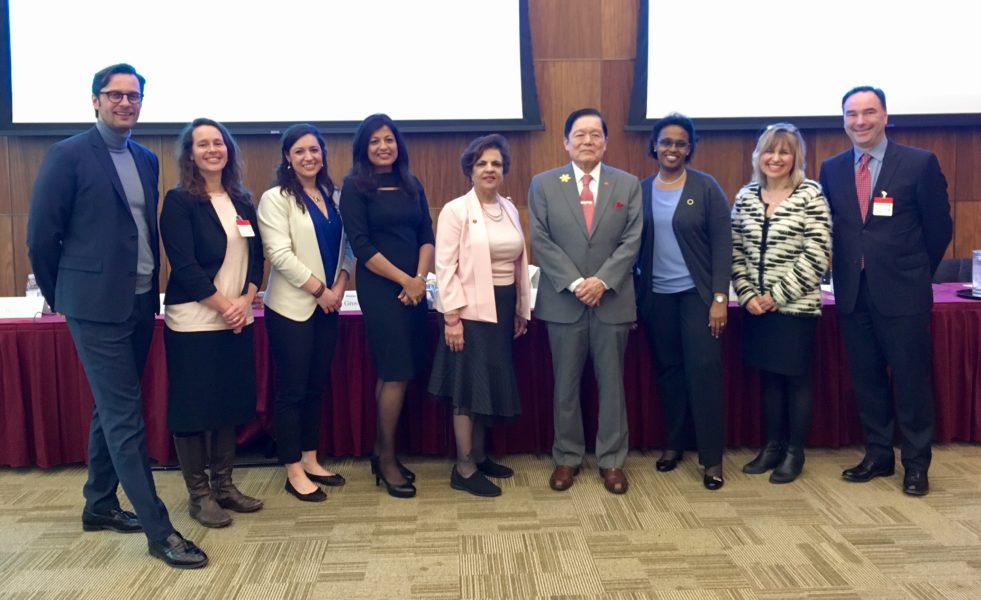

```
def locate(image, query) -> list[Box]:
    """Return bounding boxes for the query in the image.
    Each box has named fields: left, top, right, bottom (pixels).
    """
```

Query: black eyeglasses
left=100, top=90, right=144, bottom=104
left=657, top=139, right=690, bottom=150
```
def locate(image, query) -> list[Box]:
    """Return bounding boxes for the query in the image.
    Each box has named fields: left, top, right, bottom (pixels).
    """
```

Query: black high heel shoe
left=375, top=470, right=417, bottom=498
left=369, top=454, right=415, bottom=482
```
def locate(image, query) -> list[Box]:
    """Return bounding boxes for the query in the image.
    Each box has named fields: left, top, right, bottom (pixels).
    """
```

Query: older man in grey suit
left=529, top=108, right=643, bottom=494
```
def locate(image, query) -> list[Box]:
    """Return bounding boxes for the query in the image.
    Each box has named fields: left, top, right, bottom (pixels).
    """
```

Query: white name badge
left=872, top=195, right=894, bottom=217
left=236, top=218, right=256, bottom=237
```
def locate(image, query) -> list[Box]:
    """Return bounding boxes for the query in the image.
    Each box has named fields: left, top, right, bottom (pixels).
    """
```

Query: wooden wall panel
left=6, top=137, right=50, bottom=215
left=11, top=215, right=29, bottom=298
left=0, top=138, right=10, bottom=214
left=0, top=216, right=14, bottom=296
left=530, top=0, right=602, bottom=60
left=955, top=129, right=981, bottom=200
left=953, top=200, right=981, bottom=257
left=601, top=0, right=638, bottom=59
left=530, top=60, right=603, bottom=176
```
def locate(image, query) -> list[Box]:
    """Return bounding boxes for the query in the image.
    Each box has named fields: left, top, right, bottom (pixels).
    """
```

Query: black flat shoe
left=376, top=471, right=417, bottom=498
left=703, top=466, right=724, bottom=490
left=842, top=457, right=895, bottom=482
left=903, top=469, right=929, bottom=496
left=81, top=507, right=142, bottom=533
left=476, top=457, right=513, bottom=479
left=148, top=532, right=208, bottom=569
left=655, top=452, right=682, bottom=472
left=285, top=480, right=327, bottom=502
left=369, top=454, right=415, bottom=482
left=450, top=466, right=501, bottom=497
left=305, top=471, right=346, bottom=486
left=703, top=474, right=724, bottom=490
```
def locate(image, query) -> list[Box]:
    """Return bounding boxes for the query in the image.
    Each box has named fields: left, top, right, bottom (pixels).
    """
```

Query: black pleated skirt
left=428, top=285, right=521, bottom=423
left=741, top=311, right=818, bottom=376
left=164, top=324, right=257, bottom=433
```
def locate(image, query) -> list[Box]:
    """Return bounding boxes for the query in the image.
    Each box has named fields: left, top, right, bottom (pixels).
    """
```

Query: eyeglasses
left=99, top=90, right=144, bottom=104
left=657, top=139, right=690, bottom=150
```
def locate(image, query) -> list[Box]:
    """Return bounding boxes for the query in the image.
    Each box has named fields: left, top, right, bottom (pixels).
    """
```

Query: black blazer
left=635, top=169, right=732, bottom=309
left=819, top=141, right=952, bottom=316
left=26, top=126, right=160, bottom=322
left=160, top=188, right=263, bottom=306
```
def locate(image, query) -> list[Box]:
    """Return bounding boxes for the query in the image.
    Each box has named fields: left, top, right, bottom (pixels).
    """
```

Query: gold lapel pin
left=686, top=199, right=694, bottom=206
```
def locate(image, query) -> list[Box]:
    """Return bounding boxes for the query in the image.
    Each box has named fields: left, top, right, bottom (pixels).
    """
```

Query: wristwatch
left=713, top=293, right=727, bottom=304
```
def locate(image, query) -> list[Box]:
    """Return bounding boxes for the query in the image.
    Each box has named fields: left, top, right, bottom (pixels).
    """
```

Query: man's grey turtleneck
left=96, top=120, right=154, bottom=293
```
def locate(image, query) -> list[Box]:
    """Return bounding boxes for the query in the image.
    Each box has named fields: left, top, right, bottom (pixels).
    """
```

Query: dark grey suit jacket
left=819, top=141, right=952, bottom=316
left=26, top=126, right=160, bottom=322
left=529, top=162, right=642, bottom=324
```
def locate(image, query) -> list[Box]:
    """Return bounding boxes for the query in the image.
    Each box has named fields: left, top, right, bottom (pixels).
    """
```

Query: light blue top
left=651, top=185, right=694, bottom=293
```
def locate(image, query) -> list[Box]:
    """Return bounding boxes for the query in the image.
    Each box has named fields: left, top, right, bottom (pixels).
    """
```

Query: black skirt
left=428, top=285, right=521, bottom=423
left=164, top=324, right=257, bottom=433
left=741, top=311, right=818, bottom=376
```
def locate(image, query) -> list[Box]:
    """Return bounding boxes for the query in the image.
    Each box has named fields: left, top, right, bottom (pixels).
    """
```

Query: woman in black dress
left=428, top=135, right=531, bottom=497
left=161, top=118, right=263, bottom=527
left=339, top=114, right=434, bottom=498
left=731, top=124, right=831, bottom=483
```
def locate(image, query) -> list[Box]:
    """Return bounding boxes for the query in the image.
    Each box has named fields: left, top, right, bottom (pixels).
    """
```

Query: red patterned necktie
left=580, top=173, right=594, bottom=232
left=856, top=153, right=872, bottom=221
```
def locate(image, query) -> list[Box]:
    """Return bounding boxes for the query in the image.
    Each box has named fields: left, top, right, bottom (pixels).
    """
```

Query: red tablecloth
left=2, top=284, right=979, bottom=468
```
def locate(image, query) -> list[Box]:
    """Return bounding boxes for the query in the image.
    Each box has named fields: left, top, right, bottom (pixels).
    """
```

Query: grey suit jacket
left=529, top=162, right=643, bottom=324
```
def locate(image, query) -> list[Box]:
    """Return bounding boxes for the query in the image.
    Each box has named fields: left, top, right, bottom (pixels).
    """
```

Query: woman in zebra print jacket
left=731, top=123, right=831, bottom=484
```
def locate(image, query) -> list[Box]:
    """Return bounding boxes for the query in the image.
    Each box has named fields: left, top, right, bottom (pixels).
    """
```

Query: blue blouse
left=651, top=185, right=695, bottom=294
left=301, top=188, right=343, bottom=287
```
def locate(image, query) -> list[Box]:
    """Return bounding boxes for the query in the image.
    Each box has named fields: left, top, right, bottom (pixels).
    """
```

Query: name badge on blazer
left=872, top=192, right=893, bottom=217
left=236, top=217, right=256, bottom=237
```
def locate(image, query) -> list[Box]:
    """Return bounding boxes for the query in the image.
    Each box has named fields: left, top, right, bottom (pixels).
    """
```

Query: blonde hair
left=751, top=123, right=806, bottom=189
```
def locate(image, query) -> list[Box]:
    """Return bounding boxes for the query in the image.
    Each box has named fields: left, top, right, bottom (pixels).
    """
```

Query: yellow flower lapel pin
left=559, top=173, right=571, bottom=183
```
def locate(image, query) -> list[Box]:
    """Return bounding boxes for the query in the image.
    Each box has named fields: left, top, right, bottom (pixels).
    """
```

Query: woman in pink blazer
left=429, top=134, right=532, bottom=497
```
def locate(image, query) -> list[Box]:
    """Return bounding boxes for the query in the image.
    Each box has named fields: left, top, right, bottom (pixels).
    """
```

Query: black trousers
left=839, top=273, right=934, bottom=470
left=641, top=289, right=724, bottom=467
left=265, top=307, right=339, bottom=464
left=66, top=292, right=174, bottom=542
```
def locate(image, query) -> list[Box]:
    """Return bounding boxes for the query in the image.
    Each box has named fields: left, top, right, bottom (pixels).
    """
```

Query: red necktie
left=856, top=153, right=872, bottom=221
left=580, top=173, right=594, bottom=232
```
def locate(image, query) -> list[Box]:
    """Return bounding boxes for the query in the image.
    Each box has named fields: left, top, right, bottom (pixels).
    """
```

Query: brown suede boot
left=173, top=434, right=232, bottom=528
left=209, top=428, right=263, bottom=513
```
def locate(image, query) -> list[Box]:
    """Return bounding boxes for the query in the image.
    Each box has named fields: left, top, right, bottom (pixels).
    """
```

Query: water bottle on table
left=973, top=250, right=981, bottom=297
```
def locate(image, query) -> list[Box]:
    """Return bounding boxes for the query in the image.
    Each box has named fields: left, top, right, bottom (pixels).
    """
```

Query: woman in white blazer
left=428, top=134, right=531, bottom=497
left=257, top=124, right=353, bottom=503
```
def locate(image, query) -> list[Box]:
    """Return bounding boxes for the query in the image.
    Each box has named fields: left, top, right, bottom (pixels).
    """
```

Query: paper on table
left=0, top=297, right=46, bottom=319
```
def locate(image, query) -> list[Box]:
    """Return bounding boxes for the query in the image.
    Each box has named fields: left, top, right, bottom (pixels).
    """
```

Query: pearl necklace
left=481, top=201, right=504, bottom=222
left=656, top=170, right=686, bottom=185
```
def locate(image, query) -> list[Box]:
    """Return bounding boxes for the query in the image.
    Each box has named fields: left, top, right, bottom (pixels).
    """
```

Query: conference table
left=2, top=284, right=979, bottom=468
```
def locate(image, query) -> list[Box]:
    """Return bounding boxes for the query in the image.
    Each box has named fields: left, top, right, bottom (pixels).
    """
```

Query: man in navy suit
left=26, top=64, right=207, bottom=567
left=819, top=86, right=952, bottom=496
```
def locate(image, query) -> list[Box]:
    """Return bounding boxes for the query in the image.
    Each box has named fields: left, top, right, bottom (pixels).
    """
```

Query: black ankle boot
left=742, top=441, right=785, bottom=474
left=770, top=446, right=804, bottom=483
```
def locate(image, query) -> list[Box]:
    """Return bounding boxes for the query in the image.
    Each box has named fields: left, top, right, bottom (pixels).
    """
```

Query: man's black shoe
left=81, top=508, right=142, bottom=533
left=148, top=532, right=209, bottom=569
left=841, top=457, right=895, bottom=482
left=903, top=469, right=929, bottom=496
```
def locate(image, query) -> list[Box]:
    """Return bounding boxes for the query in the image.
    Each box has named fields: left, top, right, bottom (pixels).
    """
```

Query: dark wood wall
left=2, top=0, right=979, bottom=297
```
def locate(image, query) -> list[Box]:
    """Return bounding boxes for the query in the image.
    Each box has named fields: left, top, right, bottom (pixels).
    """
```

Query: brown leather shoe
left=549, top=465, right=580, bottom=491
left=600, top=467, right=628, bottom=494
